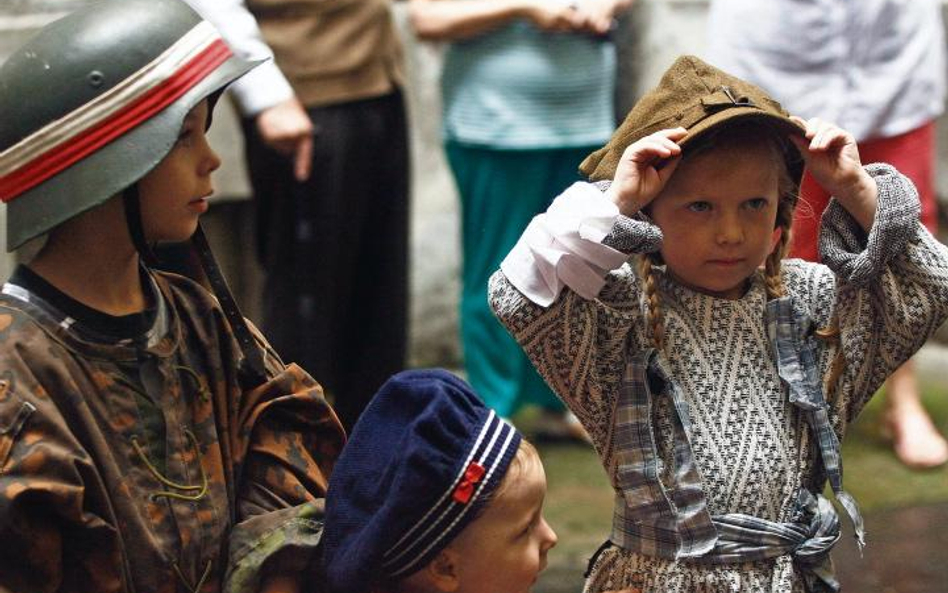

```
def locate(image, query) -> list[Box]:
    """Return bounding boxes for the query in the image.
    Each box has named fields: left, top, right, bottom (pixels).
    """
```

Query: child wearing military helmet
left=489, top=55, right=948, bottom=592
left=0, top=1, right=344, bottom=592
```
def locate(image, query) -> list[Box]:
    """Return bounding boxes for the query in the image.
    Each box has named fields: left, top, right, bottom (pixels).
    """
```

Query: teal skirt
left=445, top=141, right=598, bottom=417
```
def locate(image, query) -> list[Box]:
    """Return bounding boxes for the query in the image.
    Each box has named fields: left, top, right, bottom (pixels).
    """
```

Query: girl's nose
left=716, top=212, right=744, bottom=245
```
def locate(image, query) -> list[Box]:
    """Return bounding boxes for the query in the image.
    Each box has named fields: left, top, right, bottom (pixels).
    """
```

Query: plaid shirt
left=609, top=297, right=862, bottom=592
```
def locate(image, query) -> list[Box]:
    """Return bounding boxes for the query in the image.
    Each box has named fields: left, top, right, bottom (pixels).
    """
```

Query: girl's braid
left=763, top=199, right=793, bottom=300
left=637, top=255, right=665, bottom=351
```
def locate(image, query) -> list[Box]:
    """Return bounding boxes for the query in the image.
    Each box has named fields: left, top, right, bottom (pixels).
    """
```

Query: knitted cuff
left=818, top=163, right=921, bottom=286
left=593, top=181, right=664, bottom=254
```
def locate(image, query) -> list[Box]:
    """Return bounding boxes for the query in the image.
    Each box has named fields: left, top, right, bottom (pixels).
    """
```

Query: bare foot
left=884, top=403, right=948, bottom=469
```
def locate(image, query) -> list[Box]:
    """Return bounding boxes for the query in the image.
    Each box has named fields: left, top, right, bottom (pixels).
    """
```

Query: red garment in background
left=790, top=121, right=938, bottom=262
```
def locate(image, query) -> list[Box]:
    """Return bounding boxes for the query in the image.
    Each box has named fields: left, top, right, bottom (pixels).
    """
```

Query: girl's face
left=448, top=449, right=558, bottom=593
left=648, top=142, right=784, bottom=300
left=137, top=100, right=221, bottom=243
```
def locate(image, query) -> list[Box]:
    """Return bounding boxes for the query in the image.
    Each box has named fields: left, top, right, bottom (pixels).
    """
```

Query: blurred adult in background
left=408, top=0, right=632, bottom=439
left=707, top=0, right=948, bottom=468
left=188, top=0, right=409, bottom=431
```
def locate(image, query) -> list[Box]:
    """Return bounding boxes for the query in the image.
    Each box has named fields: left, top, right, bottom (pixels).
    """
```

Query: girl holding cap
left=489, top=55, right=948, bottom=591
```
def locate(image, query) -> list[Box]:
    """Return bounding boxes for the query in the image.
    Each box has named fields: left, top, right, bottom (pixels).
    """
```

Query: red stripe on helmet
left=0, top=39, right=232, bottom=203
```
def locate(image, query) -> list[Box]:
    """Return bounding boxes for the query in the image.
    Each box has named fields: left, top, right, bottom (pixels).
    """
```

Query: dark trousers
left=243, top=91, right=409, bottom=431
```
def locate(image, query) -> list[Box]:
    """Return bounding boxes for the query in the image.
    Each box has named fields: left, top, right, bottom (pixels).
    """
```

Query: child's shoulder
left=0, top=293, right=54, bottom=351
left=780, top=257, right=837, bottom=321
left=781, top=257, right=835, bottom=288
left=151, top=269, right=221, bottom=310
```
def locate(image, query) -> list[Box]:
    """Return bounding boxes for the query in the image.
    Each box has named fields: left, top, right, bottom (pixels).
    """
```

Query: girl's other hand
left=790, top=116, right=878, bottom=230
left=605, top=127, right=686, bottom=217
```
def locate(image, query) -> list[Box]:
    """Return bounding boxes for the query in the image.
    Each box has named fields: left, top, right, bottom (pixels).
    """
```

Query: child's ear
left=770, top=226, right=783, bottom=253
left=422, top=549, right=461, bottom=593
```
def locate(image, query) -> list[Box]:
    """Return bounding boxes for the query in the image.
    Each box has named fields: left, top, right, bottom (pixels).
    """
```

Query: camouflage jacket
left=0, top=269, right=345, bottom=593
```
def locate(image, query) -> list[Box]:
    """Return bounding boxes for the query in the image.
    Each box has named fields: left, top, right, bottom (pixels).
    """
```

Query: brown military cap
left=580, top=54, right=806, bottom=183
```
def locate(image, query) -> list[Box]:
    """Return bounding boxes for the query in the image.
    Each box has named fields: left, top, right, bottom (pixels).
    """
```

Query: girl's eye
left=745, top=197, right=768, bottom=210
left=687, top=201, right=711, bottom=213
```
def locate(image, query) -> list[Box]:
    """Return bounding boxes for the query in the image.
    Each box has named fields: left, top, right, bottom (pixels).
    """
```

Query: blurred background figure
left=407, top=0, right=632, bottom=441
left=189, top=0, right=409, bottom=432
left=707, top=0, right=948, bottom=468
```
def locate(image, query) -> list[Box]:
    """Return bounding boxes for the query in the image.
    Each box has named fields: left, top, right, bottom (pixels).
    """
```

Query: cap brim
left=581, top=107, right=807, bottom=184
left=677, top=107, right=807, bottom=194
left=678, top=107, right=805, bottom=148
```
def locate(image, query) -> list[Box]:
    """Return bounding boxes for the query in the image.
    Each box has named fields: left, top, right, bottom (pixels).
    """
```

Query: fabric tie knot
left=708, top=489, right=842, bottom=593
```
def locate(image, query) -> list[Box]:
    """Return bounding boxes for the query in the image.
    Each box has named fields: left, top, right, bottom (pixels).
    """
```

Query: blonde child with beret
left=322, top=369, right=642, bottom=593
left=488, top=55, right=948, bottom=592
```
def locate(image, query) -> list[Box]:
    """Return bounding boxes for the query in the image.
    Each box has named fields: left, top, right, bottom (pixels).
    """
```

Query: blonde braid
left=816, top=325, right=844, bottom=399
left=637, top=256, right=665, bottom=351
left=763, top=223, right=791, bottom=300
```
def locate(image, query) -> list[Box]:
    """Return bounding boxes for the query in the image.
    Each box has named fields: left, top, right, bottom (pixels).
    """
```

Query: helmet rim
left=0, top=0, right=260, bottom=251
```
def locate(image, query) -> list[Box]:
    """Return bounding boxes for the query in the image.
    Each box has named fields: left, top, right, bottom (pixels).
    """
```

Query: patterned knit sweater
left=488, top=165, right=948, bottom=592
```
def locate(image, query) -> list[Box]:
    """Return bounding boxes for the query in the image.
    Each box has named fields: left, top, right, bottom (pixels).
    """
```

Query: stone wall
left=2, top=0, right=948, bottom=365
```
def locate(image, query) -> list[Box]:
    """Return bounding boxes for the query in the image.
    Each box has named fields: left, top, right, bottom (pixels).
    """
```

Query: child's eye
left=687, top=201, right=711, bottom=213
left=176, top=128, right=195, bottom=146
left=745, top=197, right=769, bottom=211
left=517, top=513, right=540, bottom=538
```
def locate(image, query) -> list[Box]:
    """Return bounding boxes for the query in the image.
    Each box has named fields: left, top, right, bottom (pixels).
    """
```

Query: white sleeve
left=500, top=182, right=630, bottom=307
left=184, top=0, right=295, bottom=116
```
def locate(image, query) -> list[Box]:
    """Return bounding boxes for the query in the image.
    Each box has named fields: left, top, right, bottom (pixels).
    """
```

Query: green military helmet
left=0, top=0, right=259, bottom=251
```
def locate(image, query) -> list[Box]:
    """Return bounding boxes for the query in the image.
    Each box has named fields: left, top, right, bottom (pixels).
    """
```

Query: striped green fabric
left=441, top=21, right=616, bottom=149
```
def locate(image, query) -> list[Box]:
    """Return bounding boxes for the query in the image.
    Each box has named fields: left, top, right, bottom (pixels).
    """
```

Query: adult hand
left=574, top=0, right=635, bottom=35
left=789, top=115, right=877, bottom=230
left=605, top=127, right=686, bottom=217
left=255, top=96, right=314, bottom=182
left=524, top=0, right=586, bottom=32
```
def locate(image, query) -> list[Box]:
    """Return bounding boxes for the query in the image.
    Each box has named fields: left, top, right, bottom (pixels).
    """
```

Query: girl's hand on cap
left=789, top=116, right=878, bottom=230
left=606, top=127, right=686, bottom=217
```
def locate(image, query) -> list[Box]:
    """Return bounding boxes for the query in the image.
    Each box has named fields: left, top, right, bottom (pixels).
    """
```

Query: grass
left=841, top=383, right=948, bottom=511
left=525, top=384, right=948, bottom=593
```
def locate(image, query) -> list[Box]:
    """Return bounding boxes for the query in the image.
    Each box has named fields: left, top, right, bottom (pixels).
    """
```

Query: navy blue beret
left=323, top=369, right=522, bottom=593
